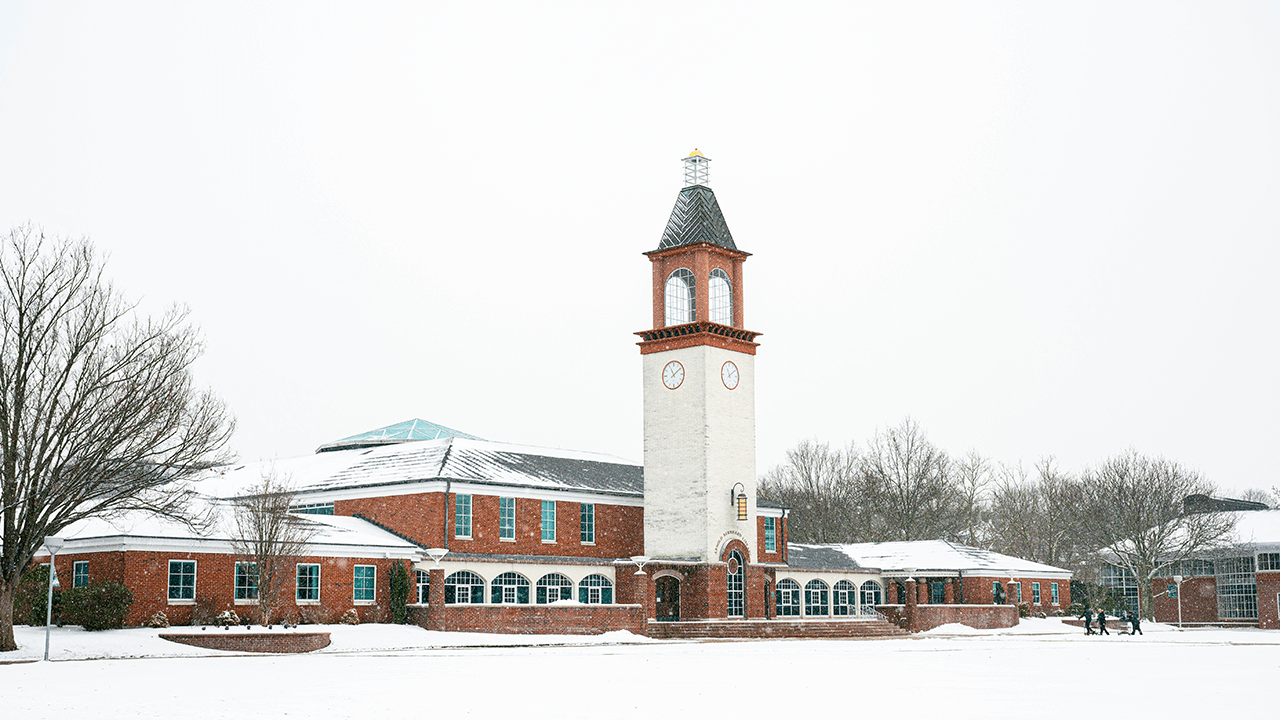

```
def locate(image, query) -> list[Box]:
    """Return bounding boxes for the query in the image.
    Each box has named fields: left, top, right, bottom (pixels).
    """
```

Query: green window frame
left=1032, top=582, right=1041, bottom=604
left=354, top=565, right=375, bottom=602
left=72, top=561, right=89, bottom=588
left=580, top=503, right=595, bottom=544
left=296, top=563, right=320, bottom=601
left=235, top=561, right=259, bottom=600
left=1051, top=582, right=1059, bottom=605
left=454, top=494, right=472, bottom=538
left=541, top=500, right=556, bottom=542
left=168, top=560, right=196, bottom=601
left=499, top=497, right=515, bottom=540
left=764, top=517, right=776, bottom=553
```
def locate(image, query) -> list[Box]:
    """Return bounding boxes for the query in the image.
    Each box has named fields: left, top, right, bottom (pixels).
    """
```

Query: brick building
left=36, top=152, right=1070, bottom=637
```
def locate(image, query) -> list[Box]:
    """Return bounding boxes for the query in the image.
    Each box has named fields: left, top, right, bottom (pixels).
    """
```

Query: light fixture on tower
left=683, top=148, right=710, bottom=187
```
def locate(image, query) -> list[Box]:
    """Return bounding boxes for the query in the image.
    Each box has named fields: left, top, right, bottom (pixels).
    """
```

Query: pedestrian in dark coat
left=1096, top=609, right=1109, bottom=635
left=1082, top=608, right=1094, bottom=635
left=1129, top=611, right=1143, bottom=636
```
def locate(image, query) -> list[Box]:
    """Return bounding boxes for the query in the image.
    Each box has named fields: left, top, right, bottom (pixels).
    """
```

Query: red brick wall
left=159, top=631, right=331, bottom=653
left=338, top=492, right=642, bottom=559
left=52, top=550, right=411, bottom=627
left=958, top=576, right=1070, bottom=612
left=1256, top=572, right=1280, bottom=630
left=411, top=604, right=646, bottom=635
left=756, top=515, right=786, bottom=564
left=1150, top=575, right=1219, bottom=624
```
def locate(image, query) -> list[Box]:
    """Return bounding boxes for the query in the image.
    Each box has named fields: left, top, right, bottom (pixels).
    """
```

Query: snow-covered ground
left=4, top=618, right=1277, bottom=718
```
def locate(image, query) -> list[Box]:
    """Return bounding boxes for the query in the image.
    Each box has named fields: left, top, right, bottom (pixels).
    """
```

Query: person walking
left=1096, top=608, right=1109, bottom=635
left=1082, top=607, right=1094, bottom=635
left=1129, top=611, right=1143, bottom=636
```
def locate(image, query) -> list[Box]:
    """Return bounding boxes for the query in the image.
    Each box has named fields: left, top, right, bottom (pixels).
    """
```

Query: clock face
left=662, top=361, right=684, bottom=390
left=721, top=361, right=739, bottom=390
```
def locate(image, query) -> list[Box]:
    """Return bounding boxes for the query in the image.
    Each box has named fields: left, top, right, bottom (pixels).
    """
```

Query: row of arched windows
left=776, top=579, right=883, bottom=617
left=664, top=268, right=733, bottom=326
left=438, top=570, right=614, bottom=605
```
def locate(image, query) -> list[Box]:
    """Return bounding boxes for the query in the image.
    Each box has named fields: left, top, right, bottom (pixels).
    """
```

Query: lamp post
left=43, top=536, right=65, bottom=662
left=1173, top=575, right=1183, bottom=628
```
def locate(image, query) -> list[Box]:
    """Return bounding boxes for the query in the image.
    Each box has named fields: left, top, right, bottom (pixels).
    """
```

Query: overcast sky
left=1, top=2, right=1277, bottom=494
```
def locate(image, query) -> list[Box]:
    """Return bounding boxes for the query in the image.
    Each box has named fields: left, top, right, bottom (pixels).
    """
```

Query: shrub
left=389, top=561, right=410, bottom=624
left=61, top=581, right=133, bottom=631
left=148, top=611, right=170, bottom=628
left=298, top=604, right=326, bottom=625
left=340, top=608, right=360, bottom=625
left=190, top=596, right=220, bottom=626
left=1018, top=602, right=1030, bottom=618
left=216, top=609, right=240, bottom=627
left=13, top=566, right=56, bottom=626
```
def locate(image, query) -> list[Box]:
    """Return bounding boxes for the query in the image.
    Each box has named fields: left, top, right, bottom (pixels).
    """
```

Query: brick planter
left=159, top=631, right=331, bottom=653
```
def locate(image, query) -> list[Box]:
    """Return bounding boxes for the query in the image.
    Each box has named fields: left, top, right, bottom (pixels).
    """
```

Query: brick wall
left=411, top=603, right=646, bottom=635
left=1150, top=575, right=1219, bottom=624
left=159, top=631, right=331, bottom=653
left=51, top=550, right=410, bottom=627
left=878, top=603, right=1020, bottom=632
left=755, top=515, right=786, bottom=564
left=1256, top=572, right=1280, bottom=630
left=959, top=575, right=1070, bottom=613
left=338, top=492, right=643, bottom=559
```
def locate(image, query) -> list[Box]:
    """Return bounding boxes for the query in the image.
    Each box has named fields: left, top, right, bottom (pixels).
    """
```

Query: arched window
left=709, top=269, right=732, bottom=325
left=536, top=573, right=573, bottom=604
left=833, top=580, right=857, bottom=616
left=726, top=550, right=745, bottom=617
left=490, top=572, right=530, bottom=604
left=805, top=579, right=830, bottom=616
left=776, top=578, right=801, bottom=617
left=445, top=571, right=485, bottom=605
left=860, top=580, right=883, bottom=609
left=579, top=574, right=613, bottom=604
left=664, top=269, right=695, bottom=326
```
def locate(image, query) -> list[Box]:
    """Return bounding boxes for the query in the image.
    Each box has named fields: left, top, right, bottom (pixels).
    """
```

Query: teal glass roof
left=316, top=419, right=482, bottom=453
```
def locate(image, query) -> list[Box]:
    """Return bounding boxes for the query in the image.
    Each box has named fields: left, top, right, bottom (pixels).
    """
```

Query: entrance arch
left=655, top=576, right=680, bottom=622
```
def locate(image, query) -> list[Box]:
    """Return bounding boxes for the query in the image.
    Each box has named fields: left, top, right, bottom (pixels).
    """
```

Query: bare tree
left=1237, top=487, right=1277, bottom=508
left=0, top=226, right=233, bottom=651
left=857, top=418, right=960, bottom=542
left=953, top=450, right=993, bottom=547
left=1080, top=450, right=1235, bottom=619
left=230, top=471, right=316, bottom=626
left=987, top=458, right=1085, bottom=568
left=758, top=439, right=858, bottom=543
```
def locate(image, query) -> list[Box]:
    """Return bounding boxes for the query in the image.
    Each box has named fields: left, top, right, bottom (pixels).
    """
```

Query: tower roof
left=657, top=185, right=737, bottom=251
left=316, top=418, right=482, bottom=453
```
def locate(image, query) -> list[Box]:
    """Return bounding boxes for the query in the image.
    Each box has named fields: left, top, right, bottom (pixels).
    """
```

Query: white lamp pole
left=1173, top=575, right=1183, bottom=628
left=43, top=536, right=65, bottom=662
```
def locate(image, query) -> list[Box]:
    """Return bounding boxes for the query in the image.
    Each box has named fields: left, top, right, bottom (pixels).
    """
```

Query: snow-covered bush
left=340, top=608, right=360, bottom=625
left=148, top=611, right=170, bottom=628
left=60, top=580, right=133, bottom=631
left=1018, top=603, right=1030, bottom=618
left=216, top=609, right=240, bottom=627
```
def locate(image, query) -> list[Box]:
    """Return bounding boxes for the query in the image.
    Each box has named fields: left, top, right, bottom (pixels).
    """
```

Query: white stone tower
left=638, top=150, right=761, bottom=563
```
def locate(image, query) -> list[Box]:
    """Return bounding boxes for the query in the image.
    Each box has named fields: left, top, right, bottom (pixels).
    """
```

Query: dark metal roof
left=657, top=185, right=737, bottom=251
left=786, top=544, right=871, bottom=572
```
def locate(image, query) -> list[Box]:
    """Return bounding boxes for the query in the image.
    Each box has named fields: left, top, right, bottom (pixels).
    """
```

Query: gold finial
left=688, top=148, right=704, bottom=157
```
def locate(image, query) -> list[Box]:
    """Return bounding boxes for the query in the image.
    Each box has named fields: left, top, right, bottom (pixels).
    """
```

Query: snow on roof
left=203, top=436, right=643, bottom=499
left=45, top=498, right=421, bottom=558
left=797, top=540, right=1072, bottom=578
left=316, top=418, right=482, bottom=452
left=1226, top=509, right=1280, bottom=549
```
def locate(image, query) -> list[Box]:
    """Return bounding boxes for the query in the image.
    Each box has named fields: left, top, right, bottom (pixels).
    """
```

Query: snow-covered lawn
left=4, top=618, right=1277, bottom=718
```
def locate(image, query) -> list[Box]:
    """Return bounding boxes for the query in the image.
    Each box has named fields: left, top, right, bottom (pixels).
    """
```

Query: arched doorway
left=727, top=550, right=745, bottom=617
left=655, top=576, right=680, bottom=622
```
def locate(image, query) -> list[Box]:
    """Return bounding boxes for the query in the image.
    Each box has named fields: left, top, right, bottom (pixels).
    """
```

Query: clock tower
left=638, top=150, right=762, bottom=570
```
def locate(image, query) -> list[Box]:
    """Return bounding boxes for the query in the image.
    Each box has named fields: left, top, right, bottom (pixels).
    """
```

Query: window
left=1051, top=582, right=1059, bottom=605
left=415, top=570, right=429, bottom=604
left=860, top=581, right=882, bottom=610
left=168, top=560, right=196, bottom=601
left=992, top=580, right=1002, bottom=602
left=709, top=268, right=732, bottom=325
left=1216, top=556, right=1258, bottom=620
left=1100, top=564, right=1139, bottom=615
left=541, top=500, right=556, bottom=542
left=833, top=580, right=856, bottom=616
left=445, top=571, right=485, bottom=605
left=579, top=574, right=613, bottom=604
left=764, top=517, right=776, bottom=553
left=454, top=494, right=472, bottom=538
left=727, top=550, right=744, bottom=617
left=1015, top=583, right=1023, bottom=603
left=491, top=572, right=531, bottom=604
left=1032, top=582, right=1041, bottom=604
left=664, top=268, right=695, bottom=326
left=235, top=562, right=259, bottom=601
left=1158, top=558, right=1215, bottom=577
left=354, top=565, right=375, bottom=603
left=536, top=573, right=573, bottom=604
left=296, top=564, right=320, bottom=602
left=72, top=561, right=89, bottom=588
left=499, top=497, right=515, bottom=541
left=930, top=580, right=945, bottom=604
left=805, top=579, right=830, bottom=616
left=1258, top=553, right=1280, bottom=571
left=776, top=579, right=801, bottom=616
left=580, top=503, right=595, bottom=544
left=292, top=502, right=334, bottom=515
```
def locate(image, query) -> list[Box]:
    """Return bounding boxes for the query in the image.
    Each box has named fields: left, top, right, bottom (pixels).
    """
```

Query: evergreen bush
left=60, top=580, right=133, bottom=631
left=389, top=561, right=411, bottom=624
left=13, top=565, right=54, bottom=626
